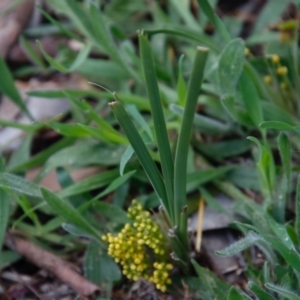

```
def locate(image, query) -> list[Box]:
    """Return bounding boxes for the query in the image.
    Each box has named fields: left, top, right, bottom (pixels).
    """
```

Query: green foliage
left=1, top=0, right=300, bottom=298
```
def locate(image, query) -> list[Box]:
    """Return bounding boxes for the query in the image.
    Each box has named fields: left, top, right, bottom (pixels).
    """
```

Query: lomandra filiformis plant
left=109, top=32, right=208, bottom=270
left=102, top=200, right=173, bottom=292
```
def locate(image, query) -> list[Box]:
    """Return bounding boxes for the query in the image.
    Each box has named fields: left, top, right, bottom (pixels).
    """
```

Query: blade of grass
left=109, top=100, right=169, bottom=216
left=0, top=173, right=41, bottom=198
left=217, top=38, right=245, bottom=96
left=89, top=4, right=140, bottom=84
left=0, top=158, right=9, bottom=251
left=191, top=259, right=231, bottom=298
left=177, top=55, right=187, bottom=106
left=265, top=283, right=300, bottom=300
left=8, top=137, right=75, bottom=173
left=0, top=251, right=21, bottom=270
left=197, top=0, right=231, bottom=43
left=37, top=6, right=81, bottom=41
left=277, top=132, right=291, bottom=223
left=19, top=35, right=47, bottom=70
left=248, top=282, right=274, bottom=300
left=139, top=33, right=174, bottom=223
left=57, top=169, right=119, bottom=198
left=144, top=27, right=219, bottom=52
left=296, top=175, right=300, bottom=237
left=174, top=46, right=209, bottom=225
left=0, top=57, right=32, bottom=119
left=37, top=40, right=91, bottom=73
left=169, top=0, right=200, bottom=30
left=227, top=287, right=249, bottom=300
left=41, top=187, right=101, bottom=240
left=239, top=69, right=264, bottom=127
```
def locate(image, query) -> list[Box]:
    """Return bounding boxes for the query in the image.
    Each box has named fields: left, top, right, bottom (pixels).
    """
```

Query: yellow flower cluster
left=263, top=54, right=289, bottom=90
left=102, top=200, right=173, bottom=292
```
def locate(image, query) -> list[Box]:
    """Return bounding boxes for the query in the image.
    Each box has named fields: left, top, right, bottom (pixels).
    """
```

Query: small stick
left=4, top=233, right=101, bottom=298
left=195, top=196, right=205, bottom=252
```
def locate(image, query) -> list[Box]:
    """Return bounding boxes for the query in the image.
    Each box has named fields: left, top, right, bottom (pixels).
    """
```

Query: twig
left=4, top=233, right=101, bottom=298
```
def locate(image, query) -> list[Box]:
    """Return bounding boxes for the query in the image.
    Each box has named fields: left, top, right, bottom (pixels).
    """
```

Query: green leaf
left=0, top=173, right=41, bottom=198
left=68, top=43, right=92, bottom=71
left=8, top=137, right=75, bottom=173
left=36, top=40, right=68, bottom=72
left=196, top=139, right=251, bottom=160
left=38, top=142, right=126, bottom=179
left=127, top=105, right=153, bottom=141
left=169, top=0, right=200, bottom=30
left=227, top=287, right=249, bottom=300
left=226, top=166, right=260, bottom=191
left=145, top=26, right=219, bottom=52
left=78, top=124, right=128, bottom=144
left=187, top=166, right=232, bottom=192
left=109, top=101, right=168, bottom=216
left=174, top=46, right=209, bottom=224
left=15, top=195, right=40, bottom=228
left=37, top=6, right=80, bottom=40
left=260, top=121, right=295, bottom=131
left=88, top=4, right=139, bottom=82
left=221, top=94, right=253, bottom=126
left=120, top=146, right=134, bottom=176
left=253, top=0, right=288, bottom=34
left=191, top=259, right=231, bottom=299
left=177, top=55, right=187, bottom=106
left=78, top=171, right=135, bottom=213
left=266, top=216, right=295, bottom=251
left=262, top=102, right=299, bottom=125
left=0, top=56, right=31, bottom=118
left=265, top=283, right=300, bottom=300
left=296, top=175, right=300, bottom=237
left=19, top=35, right=46, bottom=70
left=247, top=137, right=275, bottom=200
left=7, top=134, right=33, bottom=170
left=49, top=123, right=91, bottom=137
left=37, top=40, right=91, bottom=73
left=139, top=33, right=174, bottom=221
left=216, top=231, right=277, bottom=264
left=0, top=119, right=42, bottom=132
left=217, top=38, right=245, bottom=96
left=62, top=223, right=94, bottom=239
left=58, top=169, right=119, bottom=198
left=197, top=0, right=231, bottom=42
left=248, top=281, right=274, bottom=300
left=93, top=202, right=129, bottom=224
left=170, top=103, right=230, bottom=134
left=56, top=167, right=86, bottom=207
left=0, top=188, right=9, bottom=250
left=277, top=132, right=291, bottom=222
left=41, top=188, right=101, bottom=239
left=239, top=69, right=263, bottom=127
left=264, top=235, right=300, bottom=274
left=0, top=251, right=21, bottom=270
left=84, top=242, right=121, bottom=286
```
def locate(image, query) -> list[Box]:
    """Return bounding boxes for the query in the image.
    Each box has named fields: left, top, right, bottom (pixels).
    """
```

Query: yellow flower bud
left=271, top=54, right=280, bottom=64
left=277, top=66, right=288, bottom=75
left=244, top=48, right=250, bottom=56
left=263, top=75, right=272, bottom=84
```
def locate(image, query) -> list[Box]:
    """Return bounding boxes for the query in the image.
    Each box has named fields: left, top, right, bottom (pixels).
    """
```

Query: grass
left=1, top=0, right=300, bottom=298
